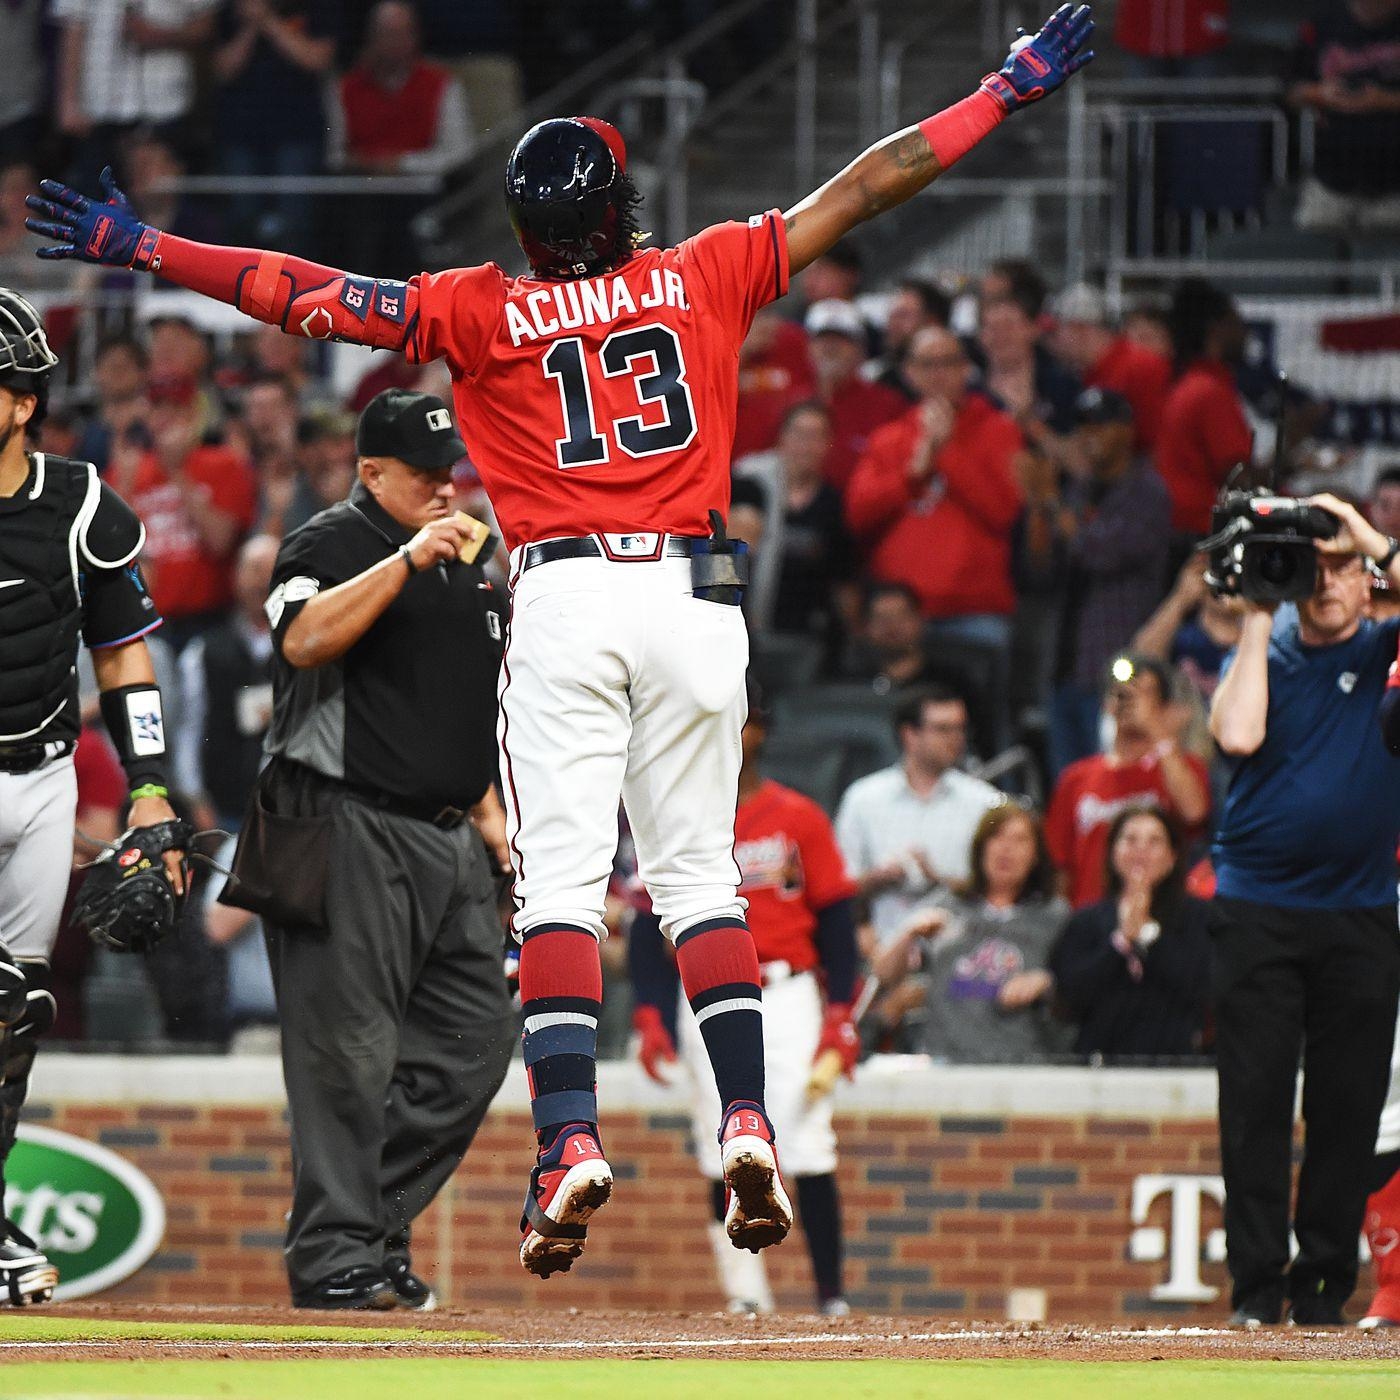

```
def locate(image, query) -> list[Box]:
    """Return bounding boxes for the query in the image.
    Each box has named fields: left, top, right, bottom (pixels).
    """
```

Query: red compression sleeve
left=138, top=232, right=418, bottom=352
left=918, top=88, right=1007, bottom=172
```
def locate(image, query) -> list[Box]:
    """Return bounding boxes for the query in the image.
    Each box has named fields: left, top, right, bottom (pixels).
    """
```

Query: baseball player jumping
left=0, top=288, right=186, bottom=1305
left=630, top=685, right=860, bottom=1313
left=27, top=4, right=1093, bottom=1275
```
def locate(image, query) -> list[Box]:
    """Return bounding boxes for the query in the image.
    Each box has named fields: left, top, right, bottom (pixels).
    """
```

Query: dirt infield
left=4, top=1303, right=1399, bottom=1363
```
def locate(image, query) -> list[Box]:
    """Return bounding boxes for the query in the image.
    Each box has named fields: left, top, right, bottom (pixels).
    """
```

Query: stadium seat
left=771, top=682, right=896, bottom=729
left=760, top=735, right=848, bottom=814
left=749, top=632, right=824, bottom=698
left=1160, top=119, right=1268, bottom=220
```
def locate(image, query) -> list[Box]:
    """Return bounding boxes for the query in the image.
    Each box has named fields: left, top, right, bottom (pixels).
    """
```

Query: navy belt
left=521, top=535, right=700, bottom=571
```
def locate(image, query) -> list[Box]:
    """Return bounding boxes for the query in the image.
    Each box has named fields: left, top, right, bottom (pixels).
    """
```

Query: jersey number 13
left=543, top=324, right=697, bottom=468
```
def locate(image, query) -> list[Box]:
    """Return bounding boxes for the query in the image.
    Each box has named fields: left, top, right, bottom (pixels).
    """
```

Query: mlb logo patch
left=125, top=692, right=166, bottom=757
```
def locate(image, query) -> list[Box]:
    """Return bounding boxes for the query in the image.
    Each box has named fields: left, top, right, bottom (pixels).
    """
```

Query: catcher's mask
left=504, top=116, right=639, bottom=279
left=0, top=287, right=57, bottom=427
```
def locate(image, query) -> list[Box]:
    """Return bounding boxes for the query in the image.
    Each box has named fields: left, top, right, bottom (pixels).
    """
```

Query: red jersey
left=1115, top=0, right=1230, bottom=57
left=1156, top=361, right=1253, bottom=535
left=822, top=374, right=909, bottom=491
left=128, top=446, right=259, bottom=618
left=735, top=779, right=856, bottom=971
left=733, top=317, right=815, bottom=460
left=1084, top=335, right=1173, bottom=455
left=407, top=213, right=790, bottom=551
left=340, top=61, right=451, bottom=162
left=1045, top=750, right=1211, bottom=908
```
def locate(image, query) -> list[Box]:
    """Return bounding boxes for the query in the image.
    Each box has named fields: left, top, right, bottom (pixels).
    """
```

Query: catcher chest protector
left=505, top=117, right=630, bottom=278
left=0, top=455, right=91, bottom=743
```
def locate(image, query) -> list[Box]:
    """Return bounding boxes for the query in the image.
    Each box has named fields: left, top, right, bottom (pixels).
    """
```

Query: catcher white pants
left=679, top=968, right=837, bottom=1179
left=499, top=547, right=748, bottom=942
left=0, top=755, right=77, bottom=960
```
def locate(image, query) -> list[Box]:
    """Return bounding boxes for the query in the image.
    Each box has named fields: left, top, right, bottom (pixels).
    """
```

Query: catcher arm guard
left=72, top=820, right=195, bottom=954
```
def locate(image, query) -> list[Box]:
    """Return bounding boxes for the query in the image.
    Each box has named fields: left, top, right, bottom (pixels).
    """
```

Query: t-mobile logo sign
left=1128, top=1174, right=1371, bottom=1303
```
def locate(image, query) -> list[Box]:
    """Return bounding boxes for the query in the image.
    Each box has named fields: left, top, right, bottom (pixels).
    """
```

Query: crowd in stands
left=23, top=214, right=1393, bottom=1068
left=7, top=0, right=1398, bottom=1063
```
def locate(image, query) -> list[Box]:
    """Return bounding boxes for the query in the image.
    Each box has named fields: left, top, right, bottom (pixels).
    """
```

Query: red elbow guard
left=918, top=88, right=1007, bottom=172
left=148, top=232, right=419, bottom=353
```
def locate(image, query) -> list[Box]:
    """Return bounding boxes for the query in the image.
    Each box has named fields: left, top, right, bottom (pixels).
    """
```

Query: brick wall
left=24, top=1059, right=1369, bottom=1320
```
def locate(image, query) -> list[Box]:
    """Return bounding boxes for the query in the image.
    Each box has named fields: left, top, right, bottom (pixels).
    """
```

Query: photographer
left=1210, top=492, right=1400, bottom=1327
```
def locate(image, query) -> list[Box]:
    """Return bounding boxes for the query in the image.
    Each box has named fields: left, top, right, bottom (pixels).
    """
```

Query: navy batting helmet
left=504, top=117, right=639, bottom=279
left=0, top=287, right=58, bottom=425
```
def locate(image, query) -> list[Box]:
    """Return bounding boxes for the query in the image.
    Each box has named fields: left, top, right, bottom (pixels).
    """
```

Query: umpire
left=230, top=388, right=514, bottom=1310
left=1210, top=492, right=1400, bottom=1327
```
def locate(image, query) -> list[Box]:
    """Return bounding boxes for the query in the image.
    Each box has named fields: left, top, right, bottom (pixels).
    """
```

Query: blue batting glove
left=981, top=3, right=1095, bottom=113
left=24, top=166, right=153, bottom=266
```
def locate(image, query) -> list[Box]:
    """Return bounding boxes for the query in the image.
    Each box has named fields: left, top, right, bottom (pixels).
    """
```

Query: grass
left=0, top=1315, right=493, bottom=1343
left=0, top=1359, right=1399, bottom=1399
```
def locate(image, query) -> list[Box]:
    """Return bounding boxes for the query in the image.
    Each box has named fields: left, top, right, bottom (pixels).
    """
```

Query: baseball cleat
left=520, top=1123, right=612, bottom=1279
left=0, top=1223, right=58, bottom=1307
left=720, top=1101, right=792, bottom=1253
left=1358, top=1315, right=1399, bottom=1329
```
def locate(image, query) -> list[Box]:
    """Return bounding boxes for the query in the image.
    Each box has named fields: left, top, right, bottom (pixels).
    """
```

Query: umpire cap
left=355, top=389, right=467, bottom=470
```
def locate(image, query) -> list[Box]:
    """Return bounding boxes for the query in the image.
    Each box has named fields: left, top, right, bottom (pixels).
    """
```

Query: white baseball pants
left=0, top=756, right=78, bottom=960
left=499, top=547, right=749, bottom=942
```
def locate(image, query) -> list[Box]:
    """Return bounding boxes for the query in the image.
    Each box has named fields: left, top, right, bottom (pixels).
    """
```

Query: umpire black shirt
left=263, top=481, right=502, bottom=808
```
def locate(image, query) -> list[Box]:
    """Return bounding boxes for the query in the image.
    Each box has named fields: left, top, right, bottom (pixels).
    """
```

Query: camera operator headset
left=1208, top=489, right=1400, bottom=1328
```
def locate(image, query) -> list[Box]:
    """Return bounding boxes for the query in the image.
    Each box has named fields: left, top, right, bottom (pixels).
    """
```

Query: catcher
left=0, top=287, right=188, bottom=1306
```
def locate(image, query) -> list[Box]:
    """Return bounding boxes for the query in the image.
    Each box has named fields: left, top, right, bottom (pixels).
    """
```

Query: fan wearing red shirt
left=1053, top=283, right=1173, bottom=454
left=332, top=4, right=469, bottom=175
left=27, top=3, right=1094, bottom=1284
left=846, top=324, right=1024, bottom=620
left=629, top=690, right=861, bottom=1315
left=1155, top=281, right=1253, bottom=536
left=1047, top=652, right=1210, bottom=906
left=118, top=375, right=258, bottom=636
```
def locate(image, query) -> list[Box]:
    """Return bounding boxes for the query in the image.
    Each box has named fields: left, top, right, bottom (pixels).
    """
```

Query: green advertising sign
left=4, top=1125, right=165, bottom=1300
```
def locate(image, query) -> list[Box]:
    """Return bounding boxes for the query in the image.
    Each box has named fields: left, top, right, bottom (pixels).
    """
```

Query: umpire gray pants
left=264, top=794, right=514, bottom=1290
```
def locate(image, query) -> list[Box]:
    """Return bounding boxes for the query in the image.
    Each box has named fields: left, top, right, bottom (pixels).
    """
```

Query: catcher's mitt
left=72, top=820, right=195, bottom=954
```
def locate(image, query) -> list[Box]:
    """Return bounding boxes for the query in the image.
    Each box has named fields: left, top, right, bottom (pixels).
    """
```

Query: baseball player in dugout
left=0, top=288, right=186, bottom=1307
left=218, top=388, right=515, bottom=1311
left=629, top=684, right=860, bottom=1315
left=28, top=3, right=1094, bottom=1278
